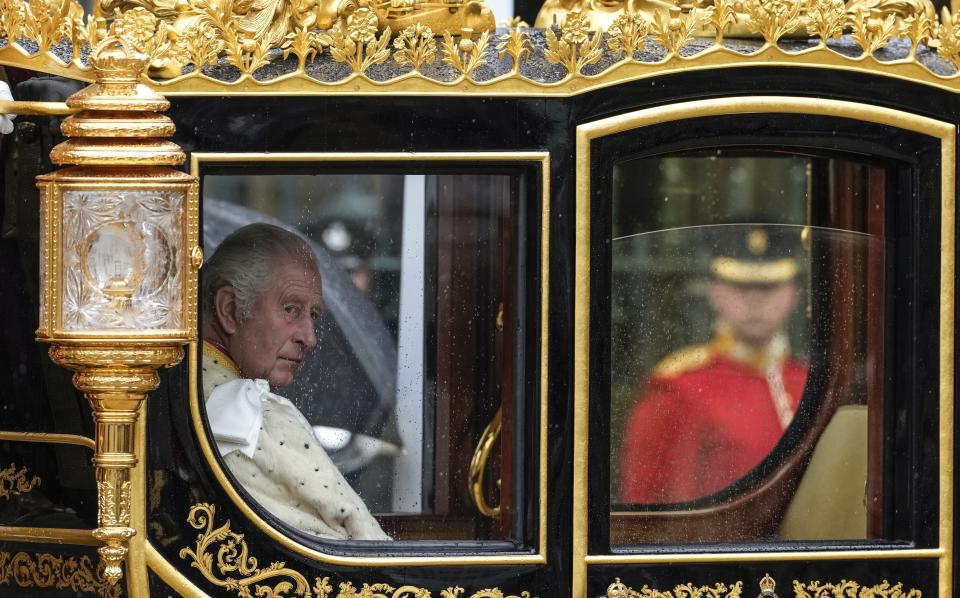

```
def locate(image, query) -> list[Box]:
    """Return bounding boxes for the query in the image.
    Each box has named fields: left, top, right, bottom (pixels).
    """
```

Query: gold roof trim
left=2, top=0, right=960, bottom=95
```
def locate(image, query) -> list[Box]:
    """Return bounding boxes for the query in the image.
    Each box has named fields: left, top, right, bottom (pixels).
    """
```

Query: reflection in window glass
left=201, top=172, right=522, bottom=543
left=609, top=153, right=886, bottom=544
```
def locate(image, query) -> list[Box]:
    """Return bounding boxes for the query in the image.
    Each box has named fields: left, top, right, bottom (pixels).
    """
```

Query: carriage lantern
left=34, top=35, right=199, bottom=584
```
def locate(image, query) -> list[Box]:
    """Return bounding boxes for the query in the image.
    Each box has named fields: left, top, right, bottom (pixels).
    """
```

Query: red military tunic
left=619, top=333, right=808, bottom=504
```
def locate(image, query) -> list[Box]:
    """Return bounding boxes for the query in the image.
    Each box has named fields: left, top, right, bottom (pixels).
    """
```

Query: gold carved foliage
left=606, top=13, right=647, bottom=58
left=3, top=0, right=960, bottom=90
left=329, top=8, right=391, bottom=74
left=793, top=579, right=922, bottom=598
left=0, top=463, right=40, bottom=499
left=742, top=0, right=805, bottom=45
left=393, top=24, right=437, bottom=71
left=0, top=550, right=122, bottom=598
left=179, top=503, right=538, bottom=598
left=441, top=28, right=491, bottom=77
left=544, top=10, right=603, bottom=73
left=804, top=0, right=846, bottom=45
left=495, top=24, right=532, bottom=73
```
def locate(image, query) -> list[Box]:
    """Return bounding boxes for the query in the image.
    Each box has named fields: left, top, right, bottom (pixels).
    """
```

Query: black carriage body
left=0, top=58, right=957, bottom=597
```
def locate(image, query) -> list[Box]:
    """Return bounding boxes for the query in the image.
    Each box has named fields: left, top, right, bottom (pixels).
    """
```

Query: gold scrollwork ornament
left=0, top=550, right=122, bottom=598
left=792, top=579, right=922, bottom=598
left=0, top=463, right=40, bottom=499
left=180, top=503, right=537, bottom=598
left=607, top=577, right=744, bottom=598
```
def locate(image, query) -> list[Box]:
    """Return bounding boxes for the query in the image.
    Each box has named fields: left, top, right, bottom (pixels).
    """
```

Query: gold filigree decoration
left=0, top=463, right=40, bottom=499
left=0, top=551, right=122, bottom=598
left=606, top=577, right=743, bottom=598
left=333, top=582, right=432, bottom=597
left=443, top=590, right=535, bottom=598
left=96, top=480, right=131, bottom=527
left=393, top=23, right=437, bottom=71
left=792, top=579, right=921, bottom=598
left=179, top=502, right=314, bottom=597
left=544, top=10, right=603, bottom=73
left=179, top=503, right=537, bottom=598
left=441, top=28, right=491, bottom=77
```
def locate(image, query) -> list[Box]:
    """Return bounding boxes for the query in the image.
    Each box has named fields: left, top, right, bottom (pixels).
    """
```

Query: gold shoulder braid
left=652, top=344, right=713, bottom=378
left=201, top=341, right=241, bottom=379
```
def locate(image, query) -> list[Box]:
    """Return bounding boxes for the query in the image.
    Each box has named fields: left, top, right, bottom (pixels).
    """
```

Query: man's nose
left=295, top=318, right=318, bottom=349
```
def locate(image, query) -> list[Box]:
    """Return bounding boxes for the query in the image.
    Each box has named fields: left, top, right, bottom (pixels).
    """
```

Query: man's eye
left=310, top=311, right=321, bottom=321
left=284, top=305, right=301, bottom=317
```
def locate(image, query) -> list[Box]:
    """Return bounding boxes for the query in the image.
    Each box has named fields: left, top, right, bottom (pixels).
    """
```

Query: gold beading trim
left=0, top=550, right=122, bottom=598
left=179, top=503, right=539, bottom=598
left=606, top=578, right=744, bottom=598
left=5, top=2, right=960, bottom=95
left=0, top=463, right=39, bottom=499
left=188, top=151, right=550, bottom=567
left=573, top=97, right=955, bottom=596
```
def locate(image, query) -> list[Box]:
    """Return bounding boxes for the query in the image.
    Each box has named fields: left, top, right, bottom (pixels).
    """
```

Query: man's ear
left=213, top=286, right=240, bottom=335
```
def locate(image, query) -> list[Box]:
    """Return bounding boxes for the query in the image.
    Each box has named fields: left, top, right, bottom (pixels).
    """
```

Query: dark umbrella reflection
left=202, top=198, right=401, bottom=471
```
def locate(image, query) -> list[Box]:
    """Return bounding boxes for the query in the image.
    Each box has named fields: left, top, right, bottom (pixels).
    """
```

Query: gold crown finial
left=758, top=574, right=778, bottom=598
left=88, top=35, right=149, bottom=89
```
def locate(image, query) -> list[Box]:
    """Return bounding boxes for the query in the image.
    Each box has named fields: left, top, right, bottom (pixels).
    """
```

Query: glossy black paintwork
left=0, top=83, right=98, bottom=530
left=144, top=67, right=957, bottom=597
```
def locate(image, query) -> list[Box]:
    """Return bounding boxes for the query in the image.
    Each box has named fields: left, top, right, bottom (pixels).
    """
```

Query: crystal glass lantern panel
left=62, top=188, right=183, bottom=331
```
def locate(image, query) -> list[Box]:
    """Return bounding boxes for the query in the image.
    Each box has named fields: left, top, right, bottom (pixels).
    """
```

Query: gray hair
left=202, top=223, right=319, bottom=322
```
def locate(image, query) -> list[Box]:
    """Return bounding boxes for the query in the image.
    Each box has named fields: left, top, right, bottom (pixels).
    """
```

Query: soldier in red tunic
left=619, top=227, right=808, bottom=504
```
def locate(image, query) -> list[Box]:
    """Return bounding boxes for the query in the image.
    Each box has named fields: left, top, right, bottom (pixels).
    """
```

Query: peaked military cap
left=709, top=225, right=802, bottom=285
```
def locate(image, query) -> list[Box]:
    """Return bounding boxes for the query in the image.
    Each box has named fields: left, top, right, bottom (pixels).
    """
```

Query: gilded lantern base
left=49, top=344, right=184, bottom=584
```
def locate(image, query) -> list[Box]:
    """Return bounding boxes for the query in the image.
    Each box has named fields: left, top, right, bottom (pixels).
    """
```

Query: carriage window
left=201, top=170, right=526, bottom=544
left=610, top=153, right=886, bottom=544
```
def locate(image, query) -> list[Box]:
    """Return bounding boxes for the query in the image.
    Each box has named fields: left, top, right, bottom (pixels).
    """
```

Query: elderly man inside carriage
left=200, top=222, right=390, bottom=541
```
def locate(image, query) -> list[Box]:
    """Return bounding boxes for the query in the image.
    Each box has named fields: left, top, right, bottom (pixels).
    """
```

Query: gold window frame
left=173, top=151, right=551, bottom=568
left=572, top=97, right=956, bottom=596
